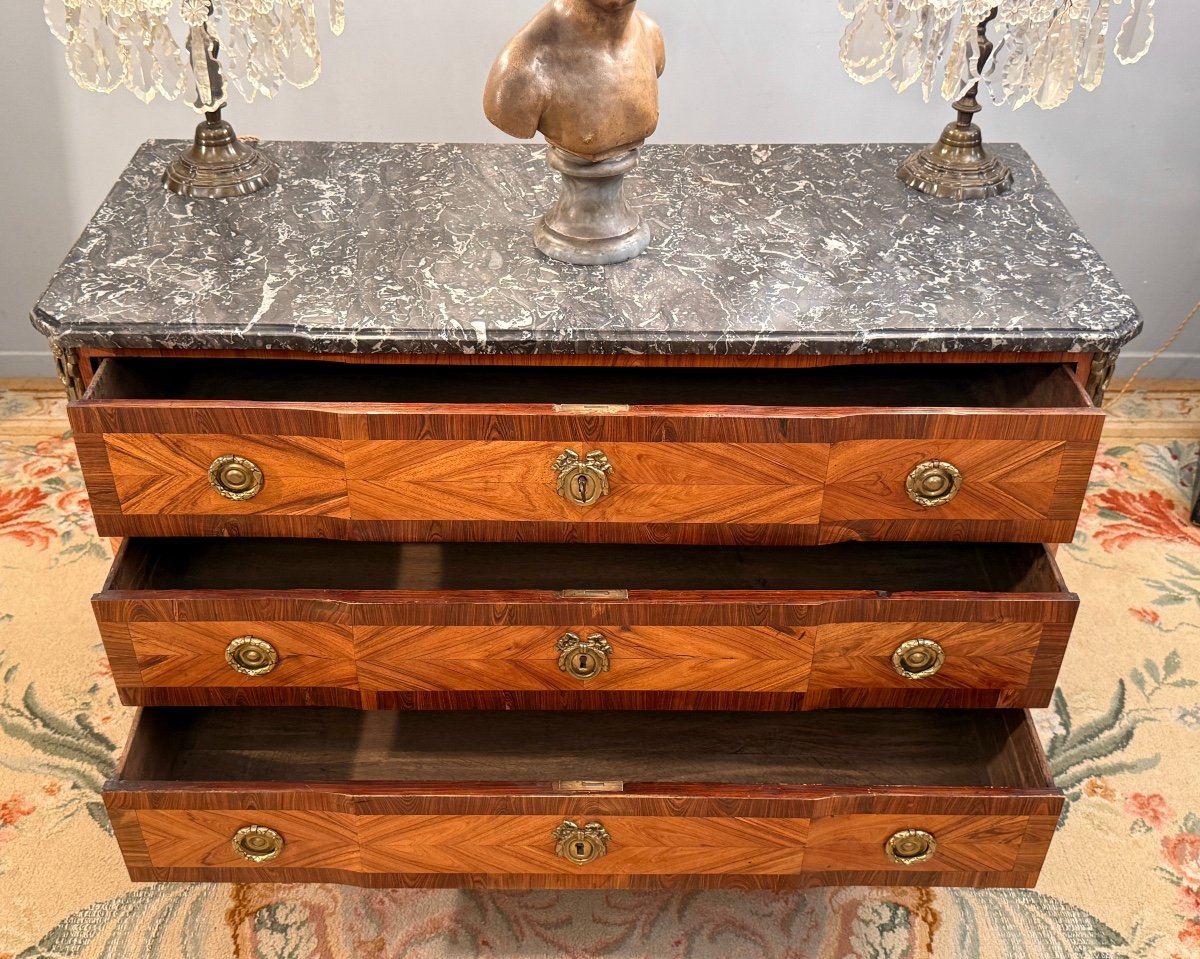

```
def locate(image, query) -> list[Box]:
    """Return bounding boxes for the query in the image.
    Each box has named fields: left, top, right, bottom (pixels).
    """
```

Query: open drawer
left=95, top=538, right=1077, bottom=711
left=70, top=357, right=1103, bottom=544
left=105, top=706, right=1063, bottom=890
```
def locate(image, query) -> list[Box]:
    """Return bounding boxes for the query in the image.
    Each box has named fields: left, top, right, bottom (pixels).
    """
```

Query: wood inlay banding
left=104, top=707, right=1064, bottom=889
left=70, top=357, right=1103, bottom=544
left=94, top=540, right=1078, bottom=710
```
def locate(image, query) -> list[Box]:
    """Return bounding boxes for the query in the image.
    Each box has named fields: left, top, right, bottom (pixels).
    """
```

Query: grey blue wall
left=3, top=1, right=1197, bottom=376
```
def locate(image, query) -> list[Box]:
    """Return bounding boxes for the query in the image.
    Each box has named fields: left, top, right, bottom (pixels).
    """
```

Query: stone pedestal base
left=534, top=147, right=651, bottom=265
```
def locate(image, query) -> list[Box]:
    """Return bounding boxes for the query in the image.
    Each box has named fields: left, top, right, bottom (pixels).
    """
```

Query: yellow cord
left=1112, top=298, right=1200, bottom=403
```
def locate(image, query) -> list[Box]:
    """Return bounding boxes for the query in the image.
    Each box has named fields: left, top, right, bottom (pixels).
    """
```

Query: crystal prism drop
left=276, top=0, right=321, bottom=88
left=67, top=1, right=124, bottom=93
left=974, top=29, right=1003, bottom=103
left=1115, top=0, right=1155, bottom=64
left=941, top=15, right=976, bottom=103
left=44, top=0, right=69, bottom=43
left=39, top=0, right=410, bottom=116
left=919, top=12, right=954, bottom=102
left=186, top=20, right=228, bottom=112
left=252, top=13, right=285, bottom=97
left=147, top=21, right=186, bottom=100
left=1078, top=1, right=1110, bottom=90
left=296, top=0, right=322, bottom=59
left=839, top=0, right=893, bottom=80
left=1001, top=23, right=1033, bottom=106
left=122, top=13, right=158, bottom=103
left=1013, top=24, right=1050, bottom=110
left=888, top=5, right=925, bottom=94
left=223, top=18, right=259, bottom=102
left=1033, top=9, right=1079, bottom=109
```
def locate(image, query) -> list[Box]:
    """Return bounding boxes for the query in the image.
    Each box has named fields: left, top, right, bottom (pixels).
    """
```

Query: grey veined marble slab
left=32, top=141, right=1141, bottom=357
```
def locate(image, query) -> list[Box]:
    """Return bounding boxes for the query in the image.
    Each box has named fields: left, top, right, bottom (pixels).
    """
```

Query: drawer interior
left=106, top=539, right=1068, bottom=595
left=119, top=707, right=1053, bottom=789
left=84, top=357, right=1091, bottom=409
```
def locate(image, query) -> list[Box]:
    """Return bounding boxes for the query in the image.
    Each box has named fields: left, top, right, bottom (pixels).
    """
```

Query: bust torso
left=484, top=0, right=666, bottom=163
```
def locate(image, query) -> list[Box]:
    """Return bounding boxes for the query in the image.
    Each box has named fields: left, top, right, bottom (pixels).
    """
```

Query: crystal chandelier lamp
left=839, top=0, right=1157, bottom=200
left=45, top=0, right=345, bottom=198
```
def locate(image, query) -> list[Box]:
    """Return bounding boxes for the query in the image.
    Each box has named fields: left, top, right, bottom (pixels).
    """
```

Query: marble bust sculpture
left=484, top=0, right=666, bottom=264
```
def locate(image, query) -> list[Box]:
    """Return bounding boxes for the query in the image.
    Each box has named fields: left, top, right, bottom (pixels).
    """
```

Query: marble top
left=32, top=141, right=1141, bottom=357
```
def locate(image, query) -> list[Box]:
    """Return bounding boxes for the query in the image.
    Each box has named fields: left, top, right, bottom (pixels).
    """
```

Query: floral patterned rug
left=0, top=381, right=1198, bottom=959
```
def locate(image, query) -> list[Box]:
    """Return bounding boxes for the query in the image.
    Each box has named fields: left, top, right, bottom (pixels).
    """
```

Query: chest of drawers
left=34, top=142, right=1139, bottom=891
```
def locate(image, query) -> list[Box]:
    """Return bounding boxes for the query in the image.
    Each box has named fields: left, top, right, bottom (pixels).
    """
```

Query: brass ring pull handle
left=232, top=825, right=284, bottom=862
left=885, top=829, right=937, bottom=866
left=226, top=636, right=279, bottom=676
left=553, top=449, right=612, bottom=506
left=892, top=638, right=945, bottom=680
left=905, top=460, right=961, bottom=507
left=554, top=820, right=610, bottom=865
left=557, top=632, right=612, bottom=681
left=209, top=455, right=264, bottom=501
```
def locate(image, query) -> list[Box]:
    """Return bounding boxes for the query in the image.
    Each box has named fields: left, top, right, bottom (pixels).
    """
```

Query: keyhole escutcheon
left=553, top=449, right=612, bottom=507
left=557, top=632, right=613, bottom=681
left=554, top=820, right=610, bottom=865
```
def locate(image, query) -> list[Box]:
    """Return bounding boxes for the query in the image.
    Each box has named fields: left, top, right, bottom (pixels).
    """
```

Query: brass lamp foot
left=897, top=121, right=1013, bottom=201
left=898, top=7, right=1013, bottom=202
left=164, top=111, right=278, bottom=199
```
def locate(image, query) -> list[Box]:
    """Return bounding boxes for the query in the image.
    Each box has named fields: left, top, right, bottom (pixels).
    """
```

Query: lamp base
left=534, top=147, right=651, bottom=266
left=897, top=120, right=1014, bottom=202
left=164, top=113, right=278, bottom=200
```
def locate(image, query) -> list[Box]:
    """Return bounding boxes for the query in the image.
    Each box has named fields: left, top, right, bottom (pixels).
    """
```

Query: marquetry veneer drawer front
left=70, top=357, right=1103, bottom=544
left=106, top=707, right=1063, bottom=890
left=96, top=539, right=1077, bottom=710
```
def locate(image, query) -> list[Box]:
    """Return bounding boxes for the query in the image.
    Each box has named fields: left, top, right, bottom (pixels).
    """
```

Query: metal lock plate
left=553, top=404, right=631, bottom=414
left=553, top=449, right=612, bottom=506
left=559, top=589, right=629, bottom=601
left=554, top=780, right=625, bottom=793
left=554, top=820, right=611, bottom=865
left=556, top=632, right=612, bottom=681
